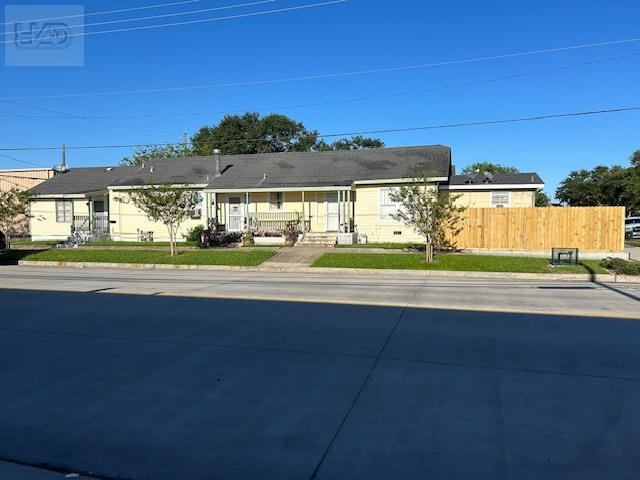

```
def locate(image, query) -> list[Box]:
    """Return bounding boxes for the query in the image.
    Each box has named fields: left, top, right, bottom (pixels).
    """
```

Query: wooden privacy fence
left=449, top=207, right=625, bottom=252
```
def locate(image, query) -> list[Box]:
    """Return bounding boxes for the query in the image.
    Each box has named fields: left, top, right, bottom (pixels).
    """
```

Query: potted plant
left=242, top=231, right=255, bottom=247
left=281, top=220, right=300, bottom=247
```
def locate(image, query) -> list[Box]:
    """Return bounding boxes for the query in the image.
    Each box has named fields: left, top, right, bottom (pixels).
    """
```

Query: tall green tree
left=556, top=157, right=640, bottom=213
left=121, top=143, right=193, bottom=166
left=535, top=191, right=551, bottom=207
left=316, top=135, right=385, bottom=151
left=191, top=113, right=319, bottom=156
left=191, top=112, right=384, bottom=155
left=461, top=162, right=520, bottom=175
left=0, top=188, right=30, bottom=250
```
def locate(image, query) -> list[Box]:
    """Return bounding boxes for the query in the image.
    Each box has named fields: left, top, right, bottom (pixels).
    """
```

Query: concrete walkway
left=625, top=245, right=640, bottom=261
left=262, top=246, right=330, bottom=268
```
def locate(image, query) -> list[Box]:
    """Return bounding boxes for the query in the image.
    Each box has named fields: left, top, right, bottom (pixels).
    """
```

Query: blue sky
left=0, top=0, right=638, bottom=198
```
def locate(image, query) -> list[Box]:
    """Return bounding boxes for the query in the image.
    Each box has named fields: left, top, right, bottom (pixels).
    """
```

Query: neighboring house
left=0, top=167, right=55, bottom=236
left=0, top=167, right=54, bottom=192
left=29, top=146, right=544, bottom=243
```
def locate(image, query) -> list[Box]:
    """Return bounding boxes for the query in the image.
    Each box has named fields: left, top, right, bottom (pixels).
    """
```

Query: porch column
left=301, top=191, right=306, bottom=232
left=245, top=192, right=250, bottom=231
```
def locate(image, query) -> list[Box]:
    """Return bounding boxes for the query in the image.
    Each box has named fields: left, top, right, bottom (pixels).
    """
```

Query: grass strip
left=1, top=248, right=276, bottom=266
left=312, top=252, right=607, bottom=274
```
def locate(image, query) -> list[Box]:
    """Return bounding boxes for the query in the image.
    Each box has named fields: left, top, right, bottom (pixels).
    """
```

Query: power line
left=0, top=173, right=51, bottom=181
left=0, top=0, right=347, bottom=46
left=0, top=106, right=637, bottom=152
left=3, top=52, right=637, bottom=121
left=0, top=0, right=276, bottom=36
left=1, top=35, right=637, bottom=101
left=0, top=152, right=48, bottom=167
left=0, top=0, right=201, bottom=26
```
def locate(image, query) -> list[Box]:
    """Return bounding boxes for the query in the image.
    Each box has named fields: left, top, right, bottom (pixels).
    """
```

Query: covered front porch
left=204, top=187, right=355, bottom=235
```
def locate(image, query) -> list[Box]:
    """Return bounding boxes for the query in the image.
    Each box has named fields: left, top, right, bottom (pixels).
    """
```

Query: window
left=379, top=187, right=401, bottom=220
left=55, top=200, right=72, bottom=223
left=190, top=193, right=203, bottom=219
left=269, top=192, right=284, bottom=211
left=491, top=191, right=511, bottom=208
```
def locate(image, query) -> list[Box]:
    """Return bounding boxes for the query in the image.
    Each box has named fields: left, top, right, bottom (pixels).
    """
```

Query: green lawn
left=9, top=239, right=61, bottom=246
left=334, top=242, right=421, bottom=250
left=313, top=252, right=607, bottom=274
left=85, top=240, right=197, bottom=247
left=626, top=239, right=640, bottom=248
left=1, top=248, right=276, bottom=266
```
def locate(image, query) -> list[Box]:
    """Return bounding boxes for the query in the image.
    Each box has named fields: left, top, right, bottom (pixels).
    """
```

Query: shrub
left=280, top=220, right=300, bottom=243
left=600, top=257, right=640, bottom=276
left=185, top=225, right=207, bottom=246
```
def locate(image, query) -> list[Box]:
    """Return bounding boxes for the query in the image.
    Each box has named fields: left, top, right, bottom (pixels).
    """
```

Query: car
left=0, top=231, right=5, bottom=250
left=625, top=216, right=640, bottom=239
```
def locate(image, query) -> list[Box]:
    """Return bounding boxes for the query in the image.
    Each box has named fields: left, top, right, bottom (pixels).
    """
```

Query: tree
left=389, top=175, right=466, bottom=262
left=535, top=191, right=551, bottom=207
left=191, top=113, right=319, bottom=156
left=191, top=112, right=384, bottom=155
left=125, top=185, right=199, bottom=256
left=316, top=135, right=385, bottom=151
left=461, top=162, right=520, bottom=175
left=0, top=188, right=30, bottom=250
left=121, top=143, right=193, bottom=166
left=555, top=160, right=640, bottom=212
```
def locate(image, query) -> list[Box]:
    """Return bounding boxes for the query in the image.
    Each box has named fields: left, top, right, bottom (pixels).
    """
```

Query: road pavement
left=0, top=266, right=639, bottom=479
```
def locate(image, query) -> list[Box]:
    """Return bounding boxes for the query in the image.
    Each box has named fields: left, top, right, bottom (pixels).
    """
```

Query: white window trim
left=55, top=199, right=73, bottom=223
left=269, top=192, right=284, bottom=212
left=379, top=187, right=401, bottom=222
left=491, top=191, right=512, bottom=208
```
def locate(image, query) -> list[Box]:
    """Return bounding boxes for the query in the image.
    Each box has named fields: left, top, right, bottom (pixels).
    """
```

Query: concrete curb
left=16, top=260, right=640, bottom=283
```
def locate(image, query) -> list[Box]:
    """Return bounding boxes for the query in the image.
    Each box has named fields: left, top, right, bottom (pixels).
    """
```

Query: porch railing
left=72, top=213, right=109, bottom=237
left=248, top=212, right=301, bottom=232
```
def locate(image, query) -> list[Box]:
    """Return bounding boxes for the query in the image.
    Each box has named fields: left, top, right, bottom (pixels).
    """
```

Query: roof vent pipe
left=213, top=149, right=222, bottom=177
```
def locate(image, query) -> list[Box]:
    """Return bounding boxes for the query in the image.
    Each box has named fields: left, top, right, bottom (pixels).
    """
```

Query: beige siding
left=109, top=190, right=208, bottom=242
left=0, top=168, right=54, bottom=193
left=452, top=190, right=536, bottom=208
left=354, top=185, right=423, bottom=243
left=30, top=198, right=89, bottom=240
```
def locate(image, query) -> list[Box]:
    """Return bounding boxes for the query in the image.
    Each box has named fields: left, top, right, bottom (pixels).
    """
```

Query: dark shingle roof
left=33, top=145, right=452, bottom=194
left=449, top=172, right=544, bottom=186
left=30, top=166, right=129, bottom=195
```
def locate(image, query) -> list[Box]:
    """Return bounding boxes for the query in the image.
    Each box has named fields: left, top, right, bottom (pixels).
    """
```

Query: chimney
left=213, top=148, right=222, bottom=177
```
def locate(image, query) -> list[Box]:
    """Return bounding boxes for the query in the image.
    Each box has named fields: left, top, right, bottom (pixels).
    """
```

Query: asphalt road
left=1, top=266, right=639, bottom=479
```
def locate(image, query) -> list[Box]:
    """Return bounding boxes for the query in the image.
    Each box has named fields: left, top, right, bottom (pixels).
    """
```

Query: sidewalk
left=261, top=246, right=330, bottom=268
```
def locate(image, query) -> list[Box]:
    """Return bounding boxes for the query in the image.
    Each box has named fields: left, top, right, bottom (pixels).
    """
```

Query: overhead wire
left=0, top=106, right=637, bottom=152
left=0, top=35, right=637, bottom=101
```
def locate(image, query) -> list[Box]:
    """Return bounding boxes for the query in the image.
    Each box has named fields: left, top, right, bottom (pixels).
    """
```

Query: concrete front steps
left=299, top=232, right=337, bottom=246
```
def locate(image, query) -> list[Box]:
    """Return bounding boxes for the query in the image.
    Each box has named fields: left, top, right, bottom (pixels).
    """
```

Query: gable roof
left=32, top=145, right=452, bottom=195
left=448, top=172, right=544, bottom=186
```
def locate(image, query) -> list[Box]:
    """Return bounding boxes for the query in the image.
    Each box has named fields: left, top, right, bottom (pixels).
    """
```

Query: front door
left=325, top=192, right=339, bottom=232
left=227, top=196, right=244, bottom=231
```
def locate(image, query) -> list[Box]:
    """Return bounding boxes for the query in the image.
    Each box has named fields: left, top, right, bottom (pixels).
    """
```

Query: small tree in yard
left=126, top=185, right=198, bottom=256
left=0, top=188, right=30, bottom=250
left=389, top=176, right=466, bottom=262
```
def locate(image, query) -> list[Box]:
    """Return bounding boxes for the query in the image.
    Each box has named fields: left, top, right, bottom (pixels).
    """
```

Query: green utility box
left=551, top=248, right=579, bottom=266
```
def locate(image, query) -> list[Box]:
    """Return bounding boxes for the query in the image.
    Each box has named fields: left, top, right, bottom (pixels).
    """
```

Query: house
left=29, top=145, right=543, bottom=244
left=0, top=167, right=54, bottom=193
left=0, top=167, right=55, bottom=236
